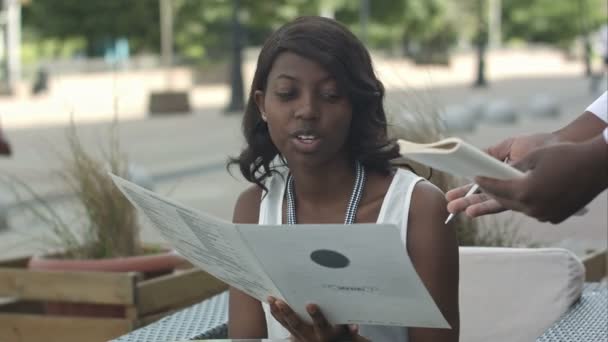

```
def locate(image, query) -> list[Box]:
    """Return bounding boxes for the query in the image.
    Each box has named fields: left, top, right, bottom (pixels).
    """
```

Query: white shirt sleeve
left=586, top=91, right=607, bottom=122
left=586, top=91, right=608, bottom=143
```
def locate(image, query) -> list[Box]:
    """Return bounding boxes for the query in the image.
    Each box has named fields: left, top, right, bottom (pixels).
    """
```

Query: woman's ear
left=254, top=90, right=267, bottom=121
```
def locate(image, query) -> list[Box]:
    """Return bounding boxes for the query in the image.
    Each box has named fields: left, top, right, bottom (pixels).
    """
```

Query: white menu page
left=110, top=174, right=449, bottom=329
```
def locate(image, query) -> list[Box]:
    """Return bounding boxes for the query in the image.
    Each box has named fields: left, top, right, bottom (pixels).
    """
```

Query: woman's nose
left=294, top=93, right=319, bottom=120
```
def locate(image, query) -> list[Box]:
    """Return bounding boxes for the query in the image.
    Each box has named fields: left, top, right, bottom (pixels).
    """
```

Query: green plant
left=4, top=120, right=141, bottom=259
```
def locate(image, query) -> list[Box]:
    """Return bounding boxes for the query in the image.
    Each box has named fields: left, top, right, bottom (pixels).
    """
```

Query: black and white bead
left=286, top=161, right=366, bottom=225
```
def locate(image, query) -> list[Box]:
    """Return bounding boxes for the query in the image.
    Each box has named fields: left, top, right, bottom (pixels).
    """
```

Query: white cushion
left=459, top=247, right=585, bottom=342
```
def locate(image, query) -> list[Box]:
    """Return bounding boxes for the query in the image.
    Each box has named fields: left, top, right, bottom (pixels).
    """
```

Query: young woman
left=228, top=16, right=459, bottom=342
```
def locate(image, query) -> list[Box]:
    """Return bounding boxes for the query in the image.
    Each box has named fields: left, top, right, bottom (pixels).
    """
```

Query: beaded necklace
left=286, top=161, right=366, bottom=225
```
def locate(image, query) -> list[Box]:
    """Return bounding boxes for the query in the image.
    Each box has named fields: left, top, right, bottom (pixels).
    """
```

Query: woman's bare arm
left=407, top=181, right=460, bottom=342
left=228, top=185, right=268, bottom=339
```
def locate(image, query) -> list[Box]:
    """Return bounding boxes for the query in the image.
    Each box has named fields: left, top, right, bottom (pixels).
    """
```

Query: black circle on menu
left=310, top=249, right=350, bottom=268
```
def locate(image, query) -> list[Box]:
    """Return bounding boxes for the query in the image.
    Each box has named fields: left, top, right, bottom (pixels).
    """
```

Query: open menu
left=109, top=173, right=450, bottom=329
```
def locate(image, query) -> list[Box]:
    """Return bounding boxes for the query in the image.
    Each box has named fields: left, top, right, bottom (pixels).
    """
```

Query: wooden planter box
left=0, top=255, right=228, bottom=342
left=583, top=249, right=608, bottom=282
left=148, top=91, right=191, bottom=116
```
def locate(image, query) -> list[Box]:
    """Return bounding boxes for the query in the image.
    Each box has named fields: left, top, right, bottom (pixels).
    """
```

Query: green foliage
left=21, top=37, right=86, bottom=67
left=172, top=0, right=229, bottom=61
left=400, top=0, right=459, bottom=63
left=502, top=0, right=608, bottom=45
left=173, top=0, right=321, bottom=62
left=22, top=0, right=160, bottom=56
left=22, top=0, right=461, bottom=61
left=22, top=0, right=604, bottom=66
left=401, top=0, right=451, bottom=42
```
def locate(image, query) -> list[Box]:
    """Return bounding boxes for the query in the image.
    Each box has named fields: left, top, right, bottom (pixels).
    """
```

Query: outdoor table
left=536, top=282, right=607, bottom=341
left=112, top=283, right=607, bottom=342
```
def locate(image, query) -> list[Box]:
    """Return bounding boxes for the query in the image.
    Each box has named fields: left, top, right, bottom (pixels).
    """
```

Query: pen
left=444, top=184, right=479, bottom=224
left=445, top=157, right=510, bottom=225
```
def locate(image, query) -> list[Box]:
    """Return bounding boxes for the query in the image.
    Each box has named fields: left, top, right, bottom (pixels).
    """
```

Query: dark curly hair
left=229, top=16, right=399, bottom=192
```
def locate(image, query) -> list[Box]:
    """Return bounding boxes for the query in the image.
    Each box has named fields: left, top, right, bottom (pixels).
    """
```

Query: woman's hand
left=268, top=296, right=367, bottom=342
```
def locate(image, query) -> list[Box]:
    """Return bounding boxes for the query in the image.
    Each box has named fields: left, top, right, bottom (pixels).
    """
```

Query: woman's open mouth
left=291, top=132, right=322, bottom=153
left=296, top=134, right=318, bottom=144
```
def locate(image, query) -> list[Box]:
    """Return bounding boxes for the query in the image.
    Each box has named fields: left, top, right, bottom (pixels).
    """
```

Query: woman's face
left=255, top=52, right=353, bottom=167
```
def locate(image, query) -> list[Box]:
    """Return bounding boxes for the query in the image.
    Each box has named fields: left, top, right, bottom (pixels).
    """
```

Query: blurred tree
left=22, top=0, right=464, bottom=64
left=501, top=0, right=607, bottom=77
left=501, top=0, right=607, bottom=47
left=333, top=0, right=458, bottom=62
left=25, top=0, right=604, bottom=64
left=400, top=0, right=459, bottom=64
left=175, top=0, right=462, bottom=64
left=173, top=0, right=320, bottom=63
left=22, top=0, right=160, bottom=56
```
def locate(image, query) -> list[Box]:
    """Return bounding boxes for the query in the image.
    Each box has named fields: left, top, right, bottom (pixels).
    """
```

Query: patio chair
left=459, top=247, right=585, bottom=341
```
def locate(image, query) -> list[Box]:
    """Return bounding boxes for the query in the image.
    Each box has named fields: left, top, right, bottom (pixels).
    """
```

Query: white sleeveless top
left=258, top=167, right=423, bottom=342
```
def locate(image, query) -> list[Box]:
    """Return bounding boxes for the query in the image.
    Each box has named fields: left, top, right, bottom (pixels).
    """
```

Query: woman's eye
left=275, top=91, right=295, bottom=100
left=321, top=92, right=341, bottom=102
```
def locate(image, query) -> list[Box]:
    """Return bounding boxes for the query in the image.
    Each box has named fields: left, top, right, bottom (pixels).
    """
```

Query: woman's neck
left=288, top=158, right=356, bottom=204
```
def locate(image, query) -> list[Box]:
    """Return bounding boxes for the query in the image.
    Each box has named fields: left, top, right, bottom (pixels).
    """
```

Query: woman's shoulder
left=365, top=167, right=420, bottom=200
left=233, top=185, right=264, bottom=224
left=411, top=180, right=446, bottom=205
left=233, top=168, right=288, bottom=224
left=378, top=167, right=447, bottom=222
left=391, top=166, right=443, bottom=199
left=409, top=179, right=449, bottom=228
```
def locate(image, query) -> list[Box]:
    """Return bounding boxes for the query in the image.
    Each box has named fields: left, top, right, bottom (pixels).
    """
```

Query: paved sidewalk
left=0, top=47, right=587, bottom=129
